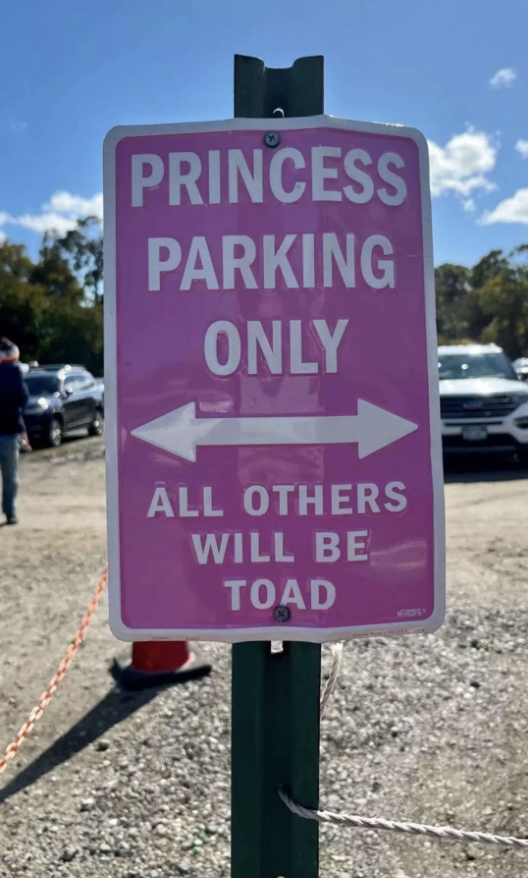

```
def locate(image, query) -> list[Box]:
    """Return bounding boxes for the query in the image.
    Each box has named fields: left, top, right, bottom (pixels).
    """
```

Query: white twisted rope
left=320, top=642, right=344, bottom=719
left=279, top=789, right=528, bottom=851
left=309, top=642, right=528, bottom=851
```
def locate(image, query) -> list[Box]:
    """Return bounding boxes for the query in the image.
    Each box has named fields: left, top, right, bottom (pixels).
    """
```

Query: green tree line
left=0, top=218, right=103, bottom=375
left=436, top=245, right=528, bottom=359
left=1, top=219, right=527, bottom=372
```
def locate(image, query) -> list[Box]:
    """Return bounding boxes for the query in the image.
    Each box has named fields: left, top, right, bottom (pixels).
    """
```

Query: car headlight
left=511, top=393, right=528, bottom=410
left=25, top=397, right=49, bottom=413
left=26, top=397, right=50, bottom=412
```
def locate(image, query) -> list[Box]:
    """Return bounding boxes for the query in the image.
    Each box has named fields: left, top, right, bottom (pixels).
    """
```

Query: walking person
left=0, top=338, right=29, bottom=525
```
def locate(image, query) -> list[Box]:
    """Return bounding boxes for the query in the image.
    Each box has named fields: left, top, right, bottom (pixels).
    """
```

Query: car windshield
left=25, top=375, right=61, bottom=395
left=438, top=352, right=517, bottom=381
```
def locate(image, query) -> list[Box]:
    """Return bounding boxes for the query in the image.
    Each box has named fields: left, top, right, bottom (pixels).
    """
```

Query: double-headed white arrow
left=130, top=400, right=418, bottom=462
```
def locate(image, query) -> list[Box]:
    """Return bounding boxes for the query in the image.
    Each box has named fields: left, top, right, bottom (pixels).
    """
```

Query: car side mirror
left=63, top=386, right=73, bottom=397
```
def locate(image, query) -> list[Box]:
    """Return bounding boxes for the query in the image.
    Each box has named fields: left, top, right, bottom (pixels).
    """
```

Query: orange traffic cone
left=112, top=640, right=212, bottom=690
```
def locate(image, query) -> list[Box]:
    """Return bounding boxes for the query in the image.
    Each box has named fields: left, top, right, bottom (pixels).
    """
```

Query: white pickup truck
left=439, top=343, right=528, bottom=463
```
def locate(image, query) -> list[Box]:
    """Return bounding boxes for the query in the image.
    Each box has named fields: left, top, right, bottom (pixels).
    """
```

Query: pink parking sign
left=104, top=116, right=445, bottom=643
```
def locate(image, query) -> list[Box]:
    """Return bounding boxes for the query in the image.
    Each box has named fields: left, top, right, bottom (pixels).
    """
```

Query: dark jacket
left=0, top=363, right=28, bottom=435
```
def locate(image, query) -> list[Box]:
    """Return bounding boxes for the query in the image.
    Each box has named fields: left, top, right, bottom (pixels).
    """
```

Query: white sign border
left=104, top=114, right=445, bottom=644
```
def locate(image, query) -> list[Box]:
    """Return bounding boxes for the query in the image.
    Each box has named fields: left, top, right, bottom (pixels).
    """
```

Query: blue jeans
left=0, top=434, right=19, bottom=520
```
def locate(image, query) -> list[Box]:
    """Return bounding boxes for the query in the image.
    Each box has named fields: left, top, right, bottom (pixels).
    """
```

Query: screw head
left=274, top=605, right=290, bottom=623
left=264, top=131, right=280, bottom=149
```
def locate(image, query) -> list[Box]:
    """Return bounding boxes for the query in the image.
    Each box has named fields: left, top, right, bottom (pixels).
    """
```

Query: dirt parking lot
left=1, top=440, right=528, bottom=877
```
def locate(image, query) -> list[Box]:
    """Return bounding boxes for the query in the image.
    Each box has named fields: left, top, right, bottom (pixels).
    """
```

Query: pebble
left=60, top=847, right=77, bottom=862
left=80, top=797, right=95, bottom=812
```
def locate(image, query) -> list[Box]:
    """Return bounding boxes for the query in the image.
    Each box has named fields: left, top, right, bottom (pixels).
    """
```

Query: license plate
left=462, top=426, right=488, bottom=442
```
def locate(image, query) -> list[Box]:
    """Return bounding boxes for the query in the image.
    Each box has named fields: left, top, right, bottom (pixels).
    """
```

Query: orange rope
left=0, top=566, right=108, bottom=777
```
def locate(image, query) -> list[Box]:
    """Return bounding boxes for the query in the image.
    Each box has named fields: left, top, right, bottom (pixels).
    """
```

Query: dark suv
left=23, top=366, right=104, bottom=447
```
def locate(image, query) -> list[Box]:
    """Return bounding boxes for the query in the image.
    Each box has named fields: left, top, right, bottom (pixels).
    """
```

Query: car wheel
left=89, top=408, right=104, bottom=437
left=46, top=417, right=63, bottom=448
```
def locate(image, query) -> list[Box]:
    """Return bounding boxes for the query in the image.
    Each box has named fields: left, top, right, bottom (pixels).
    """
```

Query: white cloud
left=427, top=128, right=497, bottom=200
left=463, top=198, right=476, bottom=212
left=44, top=191, right=103, bottom=220
left=489, top=67, right=517, bottom=88
left=13, top=212, right=82, bottom=235
left=515, top=139, right=528, bottom=159
left=480, top=188, right=528, bottom=225
left=0, top=190, right=103, bottom=237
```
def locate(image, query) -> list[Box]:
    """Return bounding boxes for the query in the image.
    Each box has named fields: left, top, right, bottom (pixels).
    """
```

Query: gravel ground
left=1, top=440, right=528, bottom=877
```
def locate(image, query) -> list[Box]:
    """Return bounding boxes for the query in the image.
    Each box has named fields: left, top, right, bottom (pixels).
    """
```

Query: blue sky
left=1, top=0, right=527, bottom=267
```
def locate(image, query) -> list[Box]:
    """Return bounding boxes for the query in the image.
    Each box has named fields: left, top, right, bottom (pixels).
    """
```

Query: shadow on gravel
left=0, top=685, right=158, bottom=804
left=22, top=433, right=105, bottom=464
left=444, top=454, right=528, bottom=484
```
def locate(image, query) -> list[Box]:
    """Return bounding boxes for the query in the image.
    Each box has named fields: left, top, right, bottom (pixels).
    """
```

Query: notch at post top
left=234, top=54, right=324, bottom=119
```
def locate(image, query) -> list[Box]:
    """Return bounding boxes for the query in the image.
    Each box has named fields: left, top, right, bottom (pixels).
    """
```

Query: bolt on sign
left=104, top=116, right=445, bottom=643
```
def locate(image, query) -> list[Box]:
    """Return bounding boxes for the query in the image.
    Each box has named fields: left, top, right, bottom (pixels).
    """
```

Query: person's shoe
left=6, top=516, right=18, bottom=525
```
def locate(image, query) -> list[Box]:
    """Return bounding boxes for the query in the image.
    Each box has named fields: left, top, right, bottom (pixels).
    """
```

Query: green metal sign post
left=231, top=54, right=324, bottom=878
